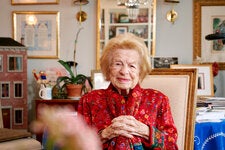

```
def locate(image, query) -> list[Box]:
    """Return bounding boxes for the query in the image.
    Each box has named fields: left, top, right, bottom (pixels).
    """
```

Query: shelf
left=96, top=0, right=156, bottom=69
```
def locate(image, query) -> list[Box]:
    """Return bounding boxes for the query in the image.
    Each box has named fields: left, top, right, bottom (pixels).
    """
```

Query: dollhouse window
left=0, top=55, right=3, bottom=72
left=14, top=82, right=23, bottom=98
left=14, top=108, right=23, bottom=125
left=8, top=55, right=23, bottom=72
left=0, top=82, right=10, bottom=99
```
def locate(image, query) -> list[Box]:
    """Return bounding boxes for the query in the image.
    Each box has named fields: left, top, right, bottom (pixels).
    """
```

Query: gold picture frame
left=170, top=64, right=214, bottom=97
left=193, top=0, right=225, bottom=70
left=12, top=11, right=60, bottom=59
left=11, top=0, right=59, bottom=5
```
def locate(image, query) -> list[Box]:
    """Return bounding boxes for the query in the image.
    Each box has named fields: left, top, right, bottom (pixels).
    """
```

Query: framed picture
left=13, top=11, right=60, bottom=59
left=170, top=64, right=214, bottom=97
left=116, top=26, right=128, bottom=36
left=91, top=70, right=110, bottom=90
left=11, top=0, right=59, bottom=5
left=151, top=57, right=178, bottom=69
left=193, top=0, right=225, bottom=70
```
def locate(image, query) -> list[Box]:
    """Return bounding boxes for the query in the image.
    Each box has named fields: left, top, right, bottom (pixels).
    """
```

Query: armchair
left=141, top=68, right=198, bottom=150
left=91, top=68, right=198, bottom=150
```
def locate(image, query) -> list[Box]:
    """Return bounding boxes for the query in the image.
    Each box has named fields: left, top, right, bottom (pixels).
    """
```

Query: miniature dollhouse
left=0, top=37, right=28, bottom=129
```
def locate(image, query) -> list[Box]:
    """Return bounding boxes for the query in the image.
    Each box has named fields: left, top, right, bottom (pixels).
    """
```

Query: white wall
left=2, top=0, right=223, bottom=122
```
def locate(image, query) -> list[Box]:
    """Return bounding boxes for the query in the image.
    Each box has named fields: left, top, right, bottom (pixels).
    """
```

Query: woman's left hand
left=111, top=115, right=149, bottom=140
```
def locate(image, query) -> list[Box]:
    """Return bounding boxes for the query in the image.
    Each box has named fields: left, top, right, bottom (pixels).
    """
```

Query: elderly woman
left=78, top=33, right=178, bottom=149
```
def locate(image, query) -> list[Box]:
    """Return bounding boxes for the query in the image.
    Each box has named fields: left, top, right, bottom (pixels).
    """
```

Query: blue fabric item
left=194, top=119, right=225, bottom=150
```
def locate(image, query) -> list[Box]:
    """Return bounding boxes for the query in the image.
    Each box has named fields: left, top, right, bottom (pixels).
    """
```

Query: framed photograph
left=193, top=0, right=225, bottom=70
left=151, top=57, right=178, bottom=69
left=11, top=0, right=59, bottom=5
left=170, top=64, right=214, bottom=97
left=91, top=70, right=110, bottom=90
left=116, top=26, right=128, bottom=36
left=13, top=11, right=60, bottom=59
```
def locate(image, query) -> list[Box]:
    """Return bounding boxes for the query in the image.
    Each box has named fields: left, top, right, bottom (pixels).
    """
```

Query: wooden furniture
left=96, top=0, right=156, bottom=69
left=91, top=69, right=198, bottom=150
left=141, top=69, right=198, bottom=150
left=35, top=99, right=79, bottom=143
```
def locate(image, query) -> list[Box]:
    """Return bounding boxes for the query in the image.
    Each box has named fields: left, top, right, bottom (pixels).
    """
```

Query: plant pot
left=66, top=84, right=83, bottom=100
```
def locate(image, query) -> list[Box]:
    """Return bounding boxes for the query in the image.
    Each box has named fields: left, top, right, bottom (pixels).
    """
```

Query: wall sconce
left=165, top=0, right=180, bottom=24
left=73, top=0, right=89, bottom=23
left=166, top=9, right=178, bottom=24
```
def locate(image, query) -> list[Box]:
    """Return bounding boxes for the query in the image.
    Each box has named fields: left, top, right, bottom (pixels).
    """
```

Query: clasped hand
left=101, top=115, right=149, bottom=142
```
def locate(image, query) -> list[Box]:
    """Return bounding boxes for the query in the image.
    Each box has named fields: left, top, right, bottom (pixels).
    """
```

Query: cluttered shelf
left=195, top=97, right=225, bottom=150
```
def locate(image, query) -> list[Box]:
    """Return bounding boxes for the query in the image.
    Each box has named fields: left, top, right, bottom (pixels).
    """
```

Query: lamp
left=117, top=0, right=149, bottom=20
left=165, top=0, right=180, bottom=24
left=73, top=0, right=89, bottom=5
left=73, top=0, right=89, bottom=23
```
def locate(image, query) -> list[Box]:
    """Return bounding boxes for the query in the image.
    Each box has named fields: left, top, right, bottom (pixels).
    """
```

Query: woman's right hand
left=100, top=120, right=134, bottom=143
left=100, top=115, right=149, bottom=142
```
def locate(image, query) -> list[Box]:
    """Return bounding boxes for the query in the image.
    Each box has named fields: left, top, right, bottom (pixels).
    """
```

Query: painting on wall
left=11, top=0, right=59, bottom=5
left=13, top=11, right=60, bottom=59
left=193, top=0, right=225, bottom=70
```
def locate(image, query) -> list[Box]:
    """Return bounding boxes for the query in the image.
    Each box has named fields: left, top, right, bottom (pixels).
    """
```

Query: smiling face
left=109, top=49, right=140, bottom=94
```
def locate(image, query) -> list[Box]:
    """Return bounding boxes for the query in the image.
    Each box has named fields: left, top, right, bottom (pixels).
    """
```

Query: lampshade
left=73, top=0, right=89, bottom=5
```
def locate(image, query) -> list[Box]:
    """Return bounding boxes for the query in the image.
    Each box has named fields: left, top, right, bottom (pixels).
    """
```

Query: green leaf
left=58, top=60, right=75, bottom=78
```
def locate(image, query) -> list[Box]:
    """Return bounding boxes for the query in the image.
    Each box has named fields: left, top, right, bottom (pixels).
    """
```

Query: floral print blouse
left=78, top=84, right=178, bottom=150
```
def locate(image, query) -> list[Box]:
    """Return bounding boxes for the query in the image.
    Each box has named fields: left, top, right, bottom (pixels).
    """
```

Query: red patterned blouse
left=78, top=84, right=178, bottom=150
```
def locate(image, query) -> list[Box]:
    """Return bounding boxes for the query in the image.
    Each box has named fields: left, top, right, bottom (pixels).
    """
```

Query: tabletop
left=194, top=119, right=225, bottom=150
